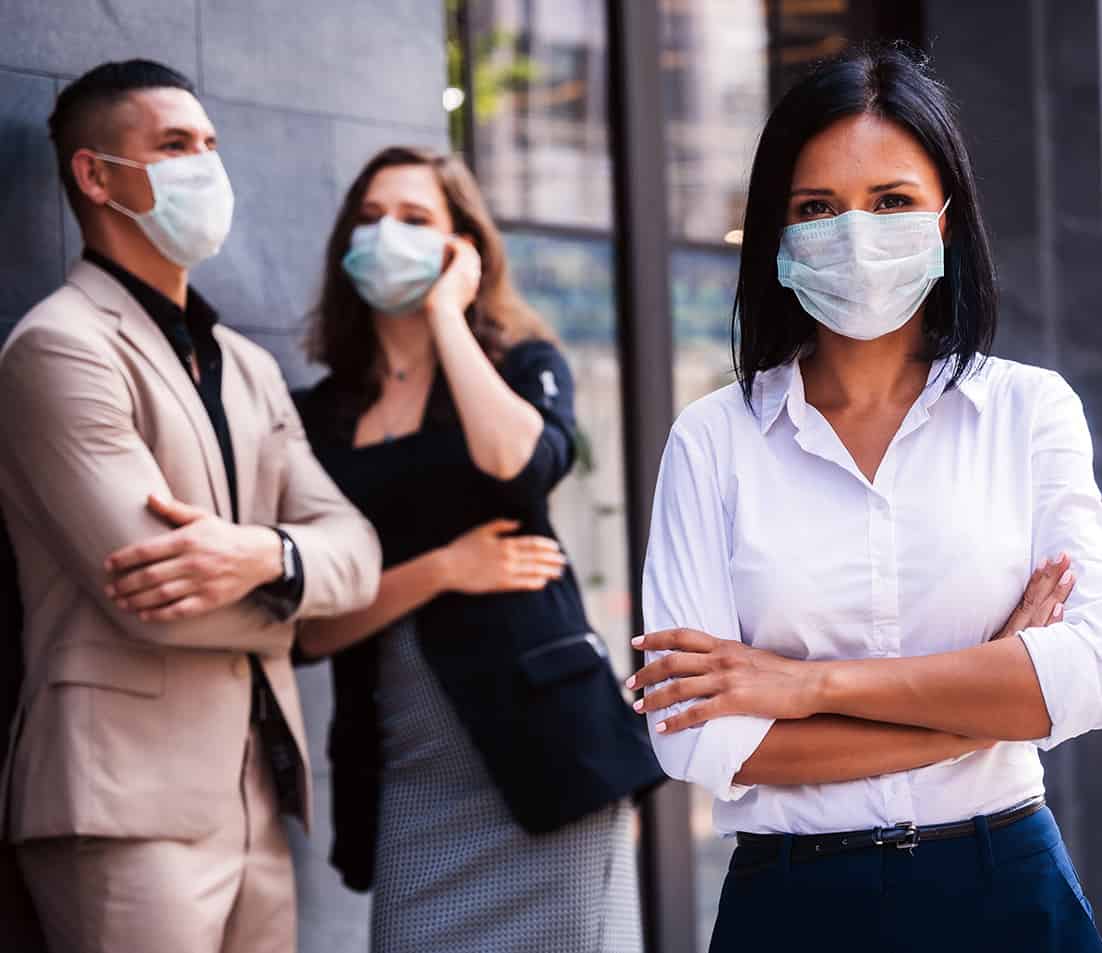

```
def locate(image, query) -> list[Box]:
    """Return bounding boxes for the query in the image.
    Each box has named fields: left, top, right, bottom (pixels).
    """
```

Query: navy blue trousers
left=709, top=808, right=1102, bottom=952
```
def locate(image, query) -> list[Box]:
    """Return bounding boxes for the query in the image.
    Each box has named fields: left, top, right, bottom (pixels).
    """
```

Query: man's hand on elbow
left=104, top=494, right=283, bottom=622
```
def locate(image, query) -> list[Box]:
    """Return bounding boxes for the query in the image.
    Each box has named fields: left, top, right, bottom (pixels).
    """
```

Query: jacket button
left=232, top=656, right=250, bottom=679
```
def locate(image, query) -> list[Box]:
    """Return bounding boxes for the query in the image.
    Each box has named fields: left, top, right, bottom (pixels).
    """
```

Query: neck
left=372, top=311, right=435, bottom=375
left=801, top=313, right=930, bottom=410
left=83, top=220, right=188, bottom=308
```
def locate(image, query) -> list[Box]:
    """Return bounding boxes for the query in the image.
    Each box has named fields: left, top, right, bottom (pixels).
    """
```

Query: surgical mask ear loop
left=92, top=152, right=150, bottom=220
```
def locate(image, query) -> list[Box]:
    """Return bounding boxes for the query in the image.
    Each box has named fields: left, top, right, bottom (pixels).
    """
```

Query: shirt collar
left=753, top=354, right=990, bottom=434
left=82, top=249, right=218, bottom=363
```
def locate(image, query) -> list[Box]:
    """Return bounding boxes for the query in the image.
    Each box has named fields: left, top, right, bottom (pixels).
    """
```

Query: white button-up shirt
left=642, top=355, right=1102, bottom=835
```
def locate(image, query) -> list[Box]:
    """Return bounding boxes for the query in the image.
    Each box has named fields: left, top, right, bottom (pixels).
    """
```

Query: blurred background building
left=2, top=2, right=1102, bottom=951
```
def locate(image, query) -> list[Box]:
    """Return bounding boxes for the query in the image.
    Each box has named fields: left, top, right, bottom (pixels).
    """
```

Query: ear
left=70, top=148, right=112, bottom=206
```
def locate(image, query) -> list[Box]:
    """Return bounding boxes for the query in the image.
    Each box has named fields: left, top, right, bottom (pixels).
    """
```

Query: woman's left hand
left=626, top=628, right=817, bottom=732
left=425, top=237, right=482, bottom=317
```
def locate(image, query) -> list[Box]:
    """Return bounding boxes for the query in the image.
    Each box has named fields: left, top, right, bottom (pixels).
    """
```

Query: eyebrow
left=362, top=200, right=434, bottom=215
left=789, top=179, right=922, bottom=197
left=158, top=126, right=215, bottom=141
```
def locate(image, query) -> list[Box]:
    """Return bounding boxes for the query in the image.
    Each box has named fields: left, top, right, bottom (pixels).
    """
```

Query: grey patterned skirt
left=370, top=616, right=644, bottom=953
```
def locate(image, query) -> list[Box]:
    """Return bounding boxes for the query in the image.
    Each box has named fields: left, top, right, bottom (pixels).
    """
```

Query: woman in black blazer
left=294, top=146, right=662, bottom=953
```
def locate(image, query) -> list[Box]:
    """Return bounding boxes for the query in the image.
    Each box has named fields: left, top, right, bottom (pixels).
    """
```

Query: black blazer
left=295, top=339, right=664, bottom=891
left=1, top=521, right=22, bottom=775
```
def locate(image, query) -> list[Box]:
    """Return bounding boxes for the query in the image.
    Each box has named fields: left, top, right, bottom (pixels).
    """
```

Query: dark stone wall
left=0, top=2, right=448, bottom=949
left=926, top=0, right=1102, bottom=903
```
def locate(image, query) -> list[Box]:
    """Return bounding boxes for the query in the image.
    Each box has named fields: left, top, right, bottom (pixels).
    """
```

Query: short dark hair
left=734, top=43, right=997, bottom=404
left=48, top=59, right=196, bottom=205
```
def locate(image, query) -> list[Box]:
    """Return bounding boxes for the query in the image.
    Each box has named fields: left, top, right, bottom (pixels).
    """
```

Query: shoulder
left=961, top=355, right=1079, bottom=414
left=669, top=381, right=755, bottom=459
left=500, top=337, right=571, bottom=381
left=215, top=324, right=284, bottom=379
left=0, top=286, right=117, bottom=369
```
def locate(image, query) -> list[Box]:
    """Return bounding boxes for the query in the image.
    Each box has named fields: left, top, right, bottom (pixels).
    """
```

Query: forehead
left=111, top=87, right=214, bottom=140
left=791, top=113, right=938, bottom=185
left=362, top=164, right=446, bottom=208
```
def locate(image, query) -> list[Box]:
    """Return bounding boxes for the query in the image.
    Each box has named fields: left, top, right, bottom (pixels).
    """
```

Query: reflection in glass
left=467, top=0, right=611, bottom=229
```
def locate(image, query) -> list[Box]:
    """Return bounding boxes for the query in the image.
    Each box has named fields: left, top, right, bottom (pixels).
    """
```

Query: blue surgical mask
left=95, top=151, right=235, bottom=269
left=776, top=197, right=951, bottom=341
left=342, top=216, right=448, bottom=315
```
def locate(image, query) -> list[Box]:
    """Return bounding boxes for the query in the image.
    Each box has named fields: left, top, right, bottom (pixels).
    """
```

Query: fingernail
left=632, top=699, right=644, bottom=712
left=625, top=675, right=637, bottom=689
left=631, top=636, right=644, bottom=648
left=1038, top=558, right=1050, bottom=571
left=1054, top=603, right=1064, bottom=621
left=1060, top=570, right=1073, bottom=586
left=656, top=721, right=668, bottom=734
left=104, top=585, right=115, bottom=598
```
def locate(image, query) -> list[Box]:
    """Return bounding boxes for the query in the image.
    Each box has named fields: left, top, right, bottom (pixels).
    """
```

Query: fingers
left=106, top=556, right=193, bottom=599
left=625, top=645, right=715, bottom=691
left=1011, top=553, right=1071, bottom=630
left=105, top=528, right=192, bottom=573
left=484, top=518, right=521, bottom=537
left=115, top=577, right=200, bottom=613
left=146, top=494, right=207, bottom=527
left=630, top=628, right=717, bottom=655
left=1039, top=567, right=1076, bottom=626
left=135, top=594, right=210, bottom=623
left=632, top=674, right=722, bottom=714
left=654, top=697, right=724, bottom=734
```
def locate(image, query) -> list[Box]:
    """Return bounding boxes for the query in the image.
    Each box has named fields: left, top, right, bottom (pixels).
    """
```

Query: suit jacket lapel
left=67, top=260, right=235, bottom=521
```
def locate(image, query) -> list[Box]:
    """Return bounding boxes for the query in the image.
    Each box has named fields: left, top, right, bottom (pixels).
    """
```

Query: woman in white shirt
left=631, top=44, right=1102, bottom=952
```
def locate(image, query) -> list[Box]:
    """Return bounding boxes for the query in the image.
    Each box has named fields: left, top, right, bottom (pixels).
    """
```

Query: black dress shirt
left=84, top=249, right=304, bottom=815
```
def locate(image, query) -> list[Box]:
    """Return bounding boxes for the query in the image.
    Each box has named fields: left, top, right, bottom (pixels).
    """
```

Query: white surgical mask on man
left=95, top=150, right=235, bottom=269
left=776, top=197, right=951, bottom=341
left=341, top=215, right=448, bottom=315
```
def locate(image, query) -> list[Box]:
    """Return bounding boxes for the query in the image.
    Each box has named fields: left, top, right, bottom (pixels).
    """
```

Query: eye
left=875, top=193, right=913, bottom=212
left=797, top=199, right=834, bottom=219
left=161, top=140, right=188, bottom=153
left=401, top=215, right=431, bottom=227
left=358, top=213, right=382, bottom=225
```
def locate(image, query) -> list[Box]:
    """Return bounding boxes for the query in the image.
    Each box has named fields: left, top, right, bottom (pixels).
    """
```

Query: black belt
left=736, top=795, right=1046, bottom=862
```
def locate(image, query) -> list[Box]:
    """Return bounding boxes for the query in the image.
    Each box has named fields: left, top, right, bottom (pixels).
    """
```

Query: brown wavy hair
left=307, top=145, right=553, bottom=416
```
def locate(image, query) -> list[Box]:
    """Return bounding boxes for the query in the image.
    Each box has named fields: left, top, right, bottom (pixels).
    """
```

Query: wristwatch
left=274, top=527, right=296, bottom=584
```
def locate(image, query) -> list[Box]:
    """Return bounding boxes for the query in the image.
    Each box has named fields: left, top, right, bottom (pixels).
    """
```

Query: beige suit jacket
left=0, top=260, right=381, bottom=843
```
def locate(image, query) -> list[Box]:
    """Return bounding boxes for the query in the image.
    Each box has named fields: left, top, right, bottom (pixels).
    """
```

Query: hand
left=425, top=238, right=481, bottom=317
left=439, top=518, right=566, bottom=594
left=993, top=553, right=1076, bottom=639
left=104, top=494, right=283, bottom=621
left=626, top=628, right=816, bottom=732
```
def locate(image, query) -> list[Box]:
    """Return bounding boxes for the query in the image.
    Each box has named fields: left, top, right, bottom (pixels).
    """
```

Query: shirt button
left=232, top=655, right=250, bottom=679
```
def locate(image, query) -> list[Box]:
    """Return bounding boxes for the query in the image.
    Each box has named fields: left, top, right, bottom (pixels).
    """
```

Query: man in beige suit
left=0, top=60, right=381, bottom=953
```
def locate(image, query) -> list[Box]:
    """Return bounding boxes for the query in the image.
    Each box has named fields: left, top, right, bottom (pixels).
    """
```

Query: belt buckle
left=873, top=821, right=920, bottom=852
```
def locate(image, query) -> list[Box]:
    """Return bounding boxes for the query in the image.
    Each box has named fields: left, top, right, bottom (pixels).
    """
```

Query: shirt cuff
left=1018, top=625, right=1075, bottom=750
left=683, top=714, right=775, bottom=802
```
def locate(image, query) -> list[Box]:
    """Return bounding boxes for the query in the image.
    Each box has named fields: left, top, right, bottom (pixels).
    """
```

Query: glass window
left=465, top=0, right=612, bottom=229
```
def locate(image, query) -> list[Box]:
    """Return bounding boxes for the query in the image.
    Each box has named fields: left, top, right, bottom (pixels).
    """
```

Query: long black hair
left=735, top=43, right=997, bottom=404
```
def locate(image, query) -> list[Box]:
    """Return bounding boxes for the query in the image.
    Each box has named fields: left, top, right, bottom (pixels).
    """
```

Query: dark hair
left=734, top=43, right=997, bottom=404
left=307, top=145, right=554, bottom=417
left=48, top=59, right=196, bottom=205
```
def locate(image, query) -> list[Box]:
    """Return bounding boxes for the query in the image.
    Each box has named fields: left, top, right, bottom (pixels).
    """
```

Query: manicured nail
left=1060, top=570, right=1073, bottom=586
left=656, top=721, right=668, bottom=734
left=625, top=675, right=637, bottom=689
left=631, top=636, right=644, bottom=648
left=1054, top=603, right=1064, bottom=621
left=632, top=699, right=644, bottom=712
